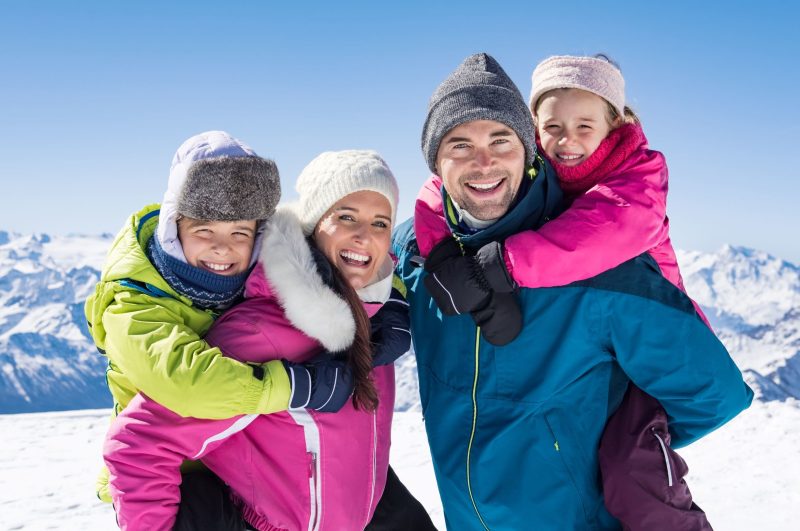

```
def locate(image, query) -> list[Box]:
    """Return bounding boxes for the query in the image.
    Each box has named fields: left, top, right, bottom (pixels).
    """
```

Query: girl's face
left=314, top=190, right=393, bottom=290
left=177, top=218, right=257, bottom=275
left=536, top=88, right=616, bottom=167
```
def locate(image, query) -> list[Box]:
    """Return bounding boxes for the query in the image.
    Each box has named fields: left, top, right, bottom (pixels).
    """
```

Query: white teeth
left=204, top=262, right=232, bottom=271
left=467, top=181, right=501, bottom=190
left=558, top=154, right=582, bottom=160
left=340, top=250, right=370, bottom=263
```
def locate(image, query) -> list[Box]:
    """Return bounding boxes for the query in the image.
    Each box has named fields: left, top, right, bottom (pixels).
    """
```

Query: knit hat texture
left=295, top=150, right=399, bottom=236
left=157, top=130, right=280, bottom=263
left=421, top=53, right=536, bottom=173
left=529, top=55, right=626, bottom=118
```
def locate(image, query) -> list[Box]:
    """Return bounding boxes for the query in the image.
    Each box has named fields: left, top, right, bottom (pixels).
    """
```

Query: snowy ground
left=1, top=401, right=798, bottom=530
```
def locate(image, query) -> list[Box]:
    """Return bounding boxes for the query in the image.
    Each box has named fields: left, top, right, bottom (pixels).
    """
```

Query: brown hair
left=532, top=87, right=641, bottom=130
left=329, top=264, right=379, bottom=411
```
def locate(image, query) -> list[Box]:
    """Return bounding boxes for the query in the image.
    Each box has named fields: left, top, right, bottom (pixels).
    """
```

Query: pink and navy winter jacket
left=104, top=208, right=396, bottom=531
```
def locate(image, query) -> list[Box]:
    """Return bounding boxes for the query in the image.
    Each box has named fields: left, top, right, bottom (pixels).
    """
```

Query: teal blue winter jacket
left=392, top=165, right=753, bottom=530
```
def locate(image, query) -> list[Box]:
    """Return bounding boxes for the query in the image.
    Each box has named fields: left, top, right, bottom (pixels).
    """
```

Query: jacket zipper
left=308, top=451, right=319, bottom=530
left=651, top=428, right=674, bottom=487
left=364, top=412, right=378, bottom=528
left=466, top=326, right=490, bottom=530
left=289, top=409, right=322, bottom=531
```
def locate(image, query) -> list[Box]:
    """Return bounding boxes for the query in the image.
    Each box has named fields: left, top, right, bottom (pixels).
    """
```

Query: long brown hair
left=329, top=263, right=379, bottom=411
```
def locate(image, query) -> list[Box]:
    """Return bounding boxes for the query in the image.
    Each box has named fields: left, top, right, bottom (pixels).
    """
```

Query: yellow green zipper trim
left=466, top=326, right=490, bottom=530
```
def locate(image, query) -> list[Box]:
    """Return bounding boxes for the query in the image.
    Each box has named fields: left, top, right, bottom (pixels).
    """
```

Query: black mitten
left=282, top=355, right=354, bottom=413
left=470, top=291, right=523, bottom=346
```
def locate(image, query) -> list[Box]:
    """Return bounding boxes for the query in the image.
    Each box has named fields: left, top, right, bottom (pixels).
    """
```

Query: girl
left=104, top=150, right=435, bottom=531
left=529, top=55, right=712, bottom=530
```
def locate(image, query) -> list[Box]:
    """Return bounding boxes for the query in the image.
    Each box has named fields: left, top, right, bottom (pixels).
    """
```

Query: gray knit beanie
left=421, top=53, right=536, bottom=174
left=174, top=131, right=280, bottom=221
left=295, top=150, right=399, bottom=236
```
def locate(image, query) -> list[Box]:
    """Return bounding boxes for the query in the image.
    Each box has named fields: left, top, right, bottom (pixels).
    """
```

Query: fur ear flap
left=260, top=206, right=356, bottom=352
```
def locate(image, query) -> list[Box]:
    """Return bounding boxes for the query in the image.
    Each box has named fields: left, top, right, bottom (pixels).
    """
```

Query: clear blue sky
left=2, top=1, right=798, bottom=262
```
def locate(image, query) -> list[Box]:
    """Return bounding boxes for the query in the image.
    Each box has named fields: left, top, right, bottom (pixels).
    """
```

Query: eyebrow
left=444, top=129, right=514, bottom=144
left=336, top=206, right=391, bottom=221
left=232, top=225, right=255, bottom=233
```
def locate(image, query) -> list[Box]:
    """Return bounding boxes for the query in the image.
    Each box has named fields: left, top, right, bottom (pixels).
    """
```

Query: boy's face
left=177, top=218, right=257, bottom=276
left=535, top=88, right=615, bottom=167
left=313, top=190, right=392, bottom=290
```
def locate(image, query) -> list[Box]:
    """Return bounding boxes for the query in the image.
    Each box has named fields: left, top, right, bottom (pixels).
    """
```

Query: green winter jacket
left=86, top=204, right=291, bottom=418
left=86, top=205, right=291, bottom=418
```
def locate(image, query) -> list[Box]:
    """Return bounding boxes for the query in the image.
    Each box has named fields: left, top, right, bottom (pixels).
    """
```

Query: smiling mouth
left=201, top=261, right=235, bottom=273
left=339, top=250, right=371, bottom=267
left=465, top=179, right=504, bottom=193
left=556, top=153, right=584, bottom=164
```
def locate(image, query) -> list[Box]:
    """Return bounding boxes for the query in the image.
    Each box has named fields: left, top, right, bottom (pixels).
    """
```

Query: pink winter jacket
left=104, top=209, right=395, bottom=531
left=414, top=145, right=709, bottom=323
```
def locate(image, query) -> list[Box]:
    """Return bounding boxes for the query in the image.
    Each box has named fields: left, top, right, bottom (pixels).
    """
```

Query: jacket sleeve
left=370, top=285, right=412, bottom=367
left=102, top=290, right=290, bottom=419
left=504, top=150, right=670, bottom=288
left=606, top=274, right=754, bottom=448
left=104, top=393, right=248, bottom=531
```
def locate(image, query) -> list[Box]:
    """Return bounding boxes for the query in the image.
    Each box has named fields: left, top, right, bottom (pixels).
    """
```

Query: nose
left=352, top=223, right=370, bottom=243
left=557, top=130, right=574, bottom=146
left=210, top=237, right=231, bottom=254
left=475, top=147, right=493, bottom=168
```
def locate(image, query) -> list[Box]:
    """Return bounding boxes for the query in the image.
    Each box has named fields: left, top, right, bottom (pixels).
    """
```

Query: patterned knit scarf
left=146, top=235, right=249, bottom=311
left=539, top=123, right=646, bottom=195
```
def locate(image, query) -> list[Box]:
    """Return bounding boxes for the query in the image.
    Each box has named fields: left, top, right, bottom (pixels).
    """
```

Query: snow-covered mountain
left=678, top=245, right=800, bottom=402
left=0, top=231, right=113, bottom=413
left=1, top=231, right=798, bottom=414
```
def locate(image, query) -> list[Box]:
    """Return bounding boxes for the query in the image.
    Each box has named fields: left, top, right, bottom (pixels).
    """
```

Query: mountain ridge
left=1, top=232, right=797, bottom=413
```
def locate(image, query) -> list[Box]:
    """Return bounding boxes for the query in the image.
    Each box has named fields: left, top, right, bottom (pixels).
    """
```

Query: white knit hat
left=529, top=55, right=626, bottom=118
left=295, top=150, right=399, bottom=236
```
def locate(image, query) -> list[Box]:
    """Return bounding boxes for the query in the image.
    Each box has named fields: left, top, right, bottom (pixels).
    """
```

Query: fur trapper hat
left=157, top=130, right=280, bottom=263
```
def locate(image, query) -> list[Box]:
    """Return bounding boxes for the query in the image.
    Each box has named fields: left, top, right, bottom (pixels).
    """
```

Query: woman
left=104, top=150, right=435, bottom=530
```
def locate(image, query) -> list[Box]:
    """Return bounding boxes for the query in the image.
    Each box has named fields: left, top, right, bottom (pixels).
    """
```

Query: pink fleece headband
left=529, top=55, right=626, bottom=118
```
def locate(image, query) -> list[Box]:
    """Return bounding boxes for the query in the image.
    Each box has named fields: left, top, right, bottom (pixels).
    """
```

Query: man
left=392, top=53, right=753, bottom=530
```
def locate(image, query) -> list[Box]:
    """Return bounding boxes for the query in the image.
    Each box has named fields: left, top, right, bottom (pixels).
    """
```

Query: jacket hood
left=97, top=205, right=184, bottom=299
left=252, top=206, right=356, bottom=353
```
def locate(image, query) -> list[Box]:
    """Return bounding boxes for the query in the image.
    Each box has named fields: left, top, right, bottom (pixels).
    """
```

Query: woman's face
left=313, top=190, right=392, bottom=290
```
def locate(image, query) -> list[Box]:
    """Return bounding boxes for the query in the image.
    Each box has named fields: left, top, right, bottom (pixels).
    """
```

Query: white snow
left=1, top=403, right=798, bottom=530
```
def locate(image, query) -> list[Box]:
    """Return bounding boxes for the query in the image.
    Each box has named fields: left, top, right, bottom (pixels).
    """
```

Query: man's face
left=435, top=120, right=525, bottom=221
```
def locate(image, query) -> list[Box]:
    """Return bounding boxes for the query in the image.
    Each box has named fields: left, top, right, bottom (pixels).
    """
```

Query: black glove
left=470, top=291, right=523, bottom=346
left=370, top=287, right=412, bottom=367
left=282, top=355, right=354, bottom=413
left=423, top=238, right=516, bottom=316
left=423, top=238, right=522, bottom=346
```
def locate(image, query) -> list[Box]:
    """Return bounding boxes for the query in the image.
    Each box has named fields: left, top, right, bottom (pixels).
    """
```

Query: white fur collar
left=260, top=206, right=355, bottom=352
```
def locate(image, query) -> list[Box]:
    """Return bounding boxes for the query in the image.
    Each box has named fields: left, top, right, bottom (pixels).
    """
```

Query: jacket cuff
left=253, top=360, right=292, bottom=414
